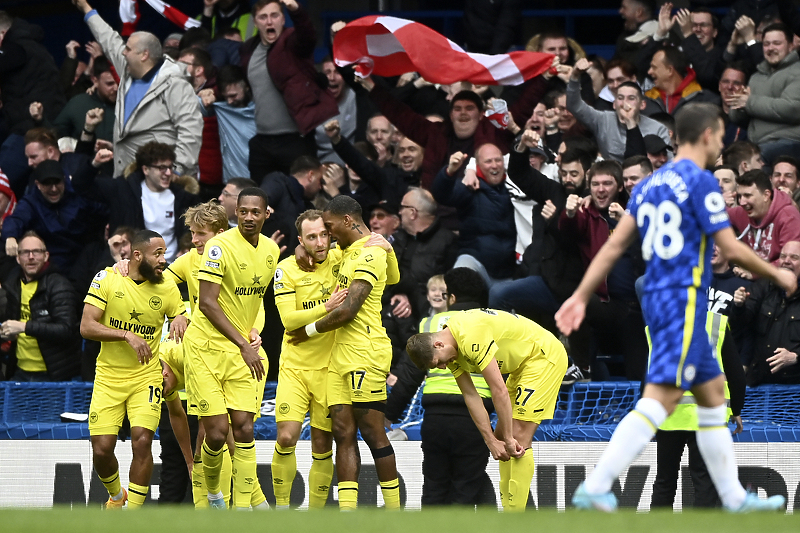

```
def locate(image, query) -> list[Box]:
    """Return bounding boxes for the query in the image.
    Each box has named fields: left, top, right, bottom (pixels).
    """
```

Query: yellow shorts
left=275, top=366, right=331, bottom=431
left=89, top=370, right=163, bottom=435
left=184, top=338, right=266, bottom=417
left=327, top=365, right=387, bottom=406
left=506, top=347, right=567, bottom=424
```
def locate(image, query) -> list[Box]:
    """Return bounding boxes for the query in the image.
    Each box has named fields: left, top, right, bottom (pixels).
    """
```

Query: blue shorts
left=643, top=287, right=722, bottom=389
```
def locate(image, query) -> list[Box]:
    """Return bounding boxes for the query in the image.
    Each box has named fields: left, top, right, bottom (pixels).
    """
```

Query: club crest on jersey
left=208, top=246, right=222, bottom=260
left=266, top=256, right=274, bottom=268
left=149, top=296, right=162, bottom=310
left=275, top=268, right=283, bottom=282
left=332, top=265, right=340, bottom=278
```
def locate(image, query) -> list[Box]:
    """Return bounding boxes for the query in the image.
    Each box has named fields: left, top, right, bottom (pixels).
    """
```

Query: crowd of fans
left=1, top=0, right=800, bottom=390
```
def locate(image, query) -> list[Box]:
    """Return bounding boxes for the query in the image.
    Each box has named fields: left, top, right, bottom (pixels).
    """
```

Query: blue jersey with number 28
left=626, top=159, right=730, bottom=293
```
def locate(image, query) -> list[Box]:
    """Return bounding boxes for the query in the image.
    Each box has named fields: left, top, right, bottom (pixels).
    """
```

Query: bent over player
left=81, top=230, right=187, bottom=508
left=556, top=103, right=796, bottom=512
left=406, top=308, right=567, bottom=512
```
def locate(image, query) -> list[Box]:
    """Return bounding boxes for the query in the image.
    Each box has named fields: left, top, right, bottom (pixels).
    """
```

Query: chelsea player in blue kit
left=556, top=103, right=797, bottom=513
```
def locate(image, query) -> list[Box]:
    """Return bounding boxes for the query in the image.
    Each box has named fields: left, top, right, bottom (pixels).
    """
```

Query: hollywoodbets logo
left=108, top=317, right=157, bottom=339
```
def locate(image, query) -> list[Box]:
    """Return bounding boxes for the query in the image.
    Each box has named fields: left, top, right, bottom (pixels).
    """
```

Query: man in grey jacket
left=72, top=0, right=202, bottom=178
left=728, top=23, right=800, bottom=165
left=567, top=58, right=671, bottom=163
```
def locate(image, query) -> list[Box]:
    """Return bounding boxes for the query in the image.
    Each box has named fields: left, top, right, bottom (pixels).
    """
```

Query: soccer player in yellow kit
left=288, top=196, right=401, bottom=510
left=405, top=308, right=568, bottom=512
left=81, top=230, right=188, bottom=509
left=273, top=209, right=399, bottom=509
left=184, top=188, right=279, bottom=509
left=164, top=201, right=268, bottom=509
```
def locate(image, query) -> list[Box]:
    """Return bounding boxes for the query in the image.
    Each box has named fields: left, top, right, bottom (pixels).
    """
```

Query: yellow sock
left=127, top=482, right=149, bottom=509
left=504, top=448, right=534, bottom=512
left=498, top=459, right=511, bottom=509
left=271, top=443, right=296, bottom=507
left=192, top=455, right=209, bottom=508
left=233, top=441, right=257, bottom=509
left=379, top=478, right=401, bottom=510
left=99, top=471, right=122, bottom=499
left=202, top=440, right=225, bottom=495
left=308, top=451, right=333, bottom=509
left=221, top=445, right=232, bottom=506
left=338, top=481, right=358, bottom=510
left=250, top=472, right=267, bottom=508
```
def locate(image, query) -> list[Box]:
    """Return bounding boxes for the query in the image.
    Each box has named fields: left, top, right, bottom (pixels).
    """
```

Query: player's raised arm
left=80, top=303, right=152, bottom=364
left=198, top=280, right=264, bottom=380
left=714, top=227, right=798, bottom=295
left=556, top=214, right=639, bottom=335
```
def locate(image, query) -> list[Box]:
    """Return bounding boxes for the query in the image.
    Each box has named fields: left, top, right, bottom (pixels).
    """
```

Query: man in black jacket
left=732, top=240, right=800, bottom=385
left=73, top=142, right=200, bottom=262
left=385, top=267, right=495, bottom=507
left=0, top=231, right=81, bottom=381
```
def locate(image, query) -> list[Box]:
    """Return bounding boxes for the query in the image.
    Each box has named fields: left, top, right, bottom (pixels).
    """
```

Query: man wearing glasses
left=72, top=142, right=201, bottom=262
left=0, top=230, right=82, bottom=381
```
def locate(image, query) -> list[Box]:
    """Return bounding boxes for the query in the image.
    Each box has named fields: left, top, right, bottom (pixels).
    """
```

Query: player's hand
left=505, top=438, right=525, bottom=459
left=29, top=102, right=44, bottom=122
left=1, top=320, right=26, bottom=337
left=112, top=258, right=130, bottom=276
left=186, top=460, right=194, bottom=476
left=731, top=415, right=743, bottom=435
left=565, top=194, right=581, bottom=218
left=555, top=294, right=587, bottom=336
left=540, top=199, right=557, bottom=222
left=768, top=347, right=798, bottom=373
left=169, top=315, right=189, bottom=342
left=5, top=237, right=18, bottom=258
left=269, top=230, right=287, bottom=254
left=462, top=169, right=480, bottom=191
left=240, top=342, right=265, bottom=381
left=733, top=286, right=749, bottom=307
left=324, top=120, right=342, bottom=143
left=324, top=286, right=348, bottom=312
left=487, top=437, right=510, bottom=461
left=294, top=243, right=316, bottom=272
left=774, top=268, right=798, bottom=297
left=391, top=294, right=412, bottom=319
left=249, top=328, right=262, bottom=350
left=609, top=202, right=625, bottom=221
left=126, top=332, right=153, bottom=365
left=447, top=152, right=467, bottom=176
left=286, top=326, right=310, bottom=345
left=365, top=231, right=392, bottom=251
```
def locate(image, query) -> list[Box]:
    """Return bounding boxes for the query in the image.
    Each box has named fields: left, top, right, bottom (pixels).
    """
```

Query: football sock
left=250, top=470, right=267, bottom=507
left=380, top=478, right=401, bottom=510
left=338, top=481, right=358, bottom=510
left=202, top=440, right=225, bottom=495
left=127, top=483, right=148, bottom=509
left=504, top=448, right=534, bottom=512
left=271, top=443, right=297, bottom=507
left=191, top=454, right=208, bottom=508
left=233, top=441, right=257, bottom=509
left=221, top=445, right=233, bottom=506
left=584, top=397, right=666, bottom=494
left=308, top=450, right=334, bottom=509
left=695, top=404, right=747, bottom=510
left=99, top=471, right=122, bottom=500
left=498, top=459, right=511, bottom=509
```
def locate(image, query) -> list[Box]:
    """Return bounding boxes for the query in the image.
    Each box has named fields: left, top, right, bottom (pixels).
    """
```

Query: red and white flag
left=119, top=0, right=201, bottom=35
left=333, top=16, right=554, bottom=86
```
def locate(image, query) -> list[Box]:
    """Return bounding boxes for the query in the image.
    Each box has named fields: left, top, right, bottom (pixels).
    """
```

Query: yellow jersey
left=185, top=228, right=279, bottom=351
left=16, top=280, right=45, bottom=373
left=331, top=236, right=392, bottom=372
left=445, top=309, right=563, bottom=378
left=84, top=268, right=185, bottom=381
left=165, top=250, right=200, bottom=313
left=160, top=339, right=185, bottom=401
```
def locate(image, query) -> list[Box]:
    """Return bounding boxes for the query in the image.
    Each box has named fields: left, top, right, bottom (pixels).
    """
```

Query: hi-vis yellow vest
left=419, top=311, right=491, bottom=399
left=646, top=312, right=732, bottom=431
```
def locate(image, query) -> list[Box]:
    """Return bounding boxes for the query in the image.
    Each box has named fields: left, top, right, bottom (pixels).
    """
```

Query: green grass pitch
left=1, top=507, right=798, bottom=533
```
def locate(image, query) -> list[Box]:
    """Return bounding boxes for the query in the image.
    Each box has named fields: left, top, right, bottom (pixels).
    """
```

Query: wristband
left=746, top=39, right=757, bottom=47
left=305, top=322, right=319, bottom=338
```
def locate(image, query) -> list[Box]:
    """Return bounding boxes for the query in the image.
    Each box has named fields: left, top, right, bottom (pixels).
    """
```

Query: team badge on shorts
left=683, top=364, right=697, bottom=383
left=199, top=400, right=209, bottom=413
left=89, top=412, right=98, bottom=423
left=208, top=246, right=222, bottom=260
left=279, top=403, right=290, bottom=414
